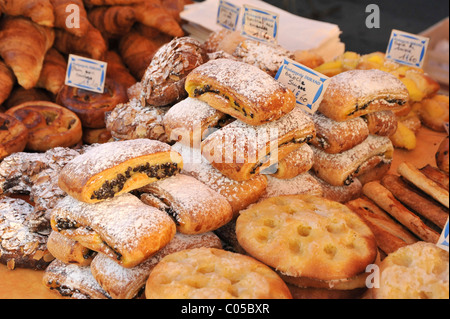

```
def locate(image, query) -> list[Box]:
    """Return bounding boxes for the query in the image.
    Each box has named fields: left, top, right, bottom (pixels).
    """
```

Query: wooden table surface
left=0, top=127, right=447, bottom=299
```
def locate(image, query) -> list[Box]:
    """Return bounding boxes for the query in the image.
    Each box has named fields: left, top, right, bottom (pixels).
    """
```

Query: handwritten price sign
left=217, top=0, right=241, bottom=31
left=65, top=54, right=107, bottom=94
left=386, top=30, right=429, bottom=68
left=241, top=5, right=279, bottom=44
left=275, top=59, right=329, bottom=114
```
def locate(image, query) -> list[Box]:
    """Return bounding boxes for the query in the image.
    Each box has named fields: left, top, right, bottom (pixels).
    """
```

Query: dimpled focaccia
left=145, top=247, right=292, bottom=299
left=236, top=195, right=378, bottom=281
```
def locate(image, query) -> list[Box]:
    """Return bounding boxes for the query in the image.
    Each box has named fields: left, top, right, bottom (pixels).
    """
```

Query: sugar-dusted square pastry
left=139, top=174, right=233, bottom=235
left=185, top=58, right=296, bottom=126
left=201, top=107, right=315, bottom=181
left=50, top=193, right=176, bottom=268
left=318, top=69, right=409, bottom=122
left=58, top=139, right=183, bottom=203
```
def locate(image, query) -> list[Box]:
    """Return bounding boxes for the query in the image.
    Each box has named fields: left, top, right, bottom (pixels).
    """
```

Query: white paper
left=181, top=0, right=344, bottom=59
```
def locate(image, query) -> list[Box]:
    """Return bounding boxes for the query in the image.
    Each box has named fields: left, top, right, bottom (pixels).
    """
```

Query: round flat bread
left=145, top=247, right=292, bottom=299
left=236, top=195, right=378, bottom=281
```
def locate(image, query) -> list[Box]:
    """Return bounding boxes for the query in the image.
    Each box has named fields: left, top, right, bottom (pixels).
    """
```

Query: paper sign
left=217, top=0, right=241, bottom=31
left=275, top=58, right=329, bottom=114
left=386, top=29, right=429, bottom=68
left=437, top=218, right=449, bottom=252
left=241, top=4, right=279, bottom=44
left=65, top=54, right=107, bottom=94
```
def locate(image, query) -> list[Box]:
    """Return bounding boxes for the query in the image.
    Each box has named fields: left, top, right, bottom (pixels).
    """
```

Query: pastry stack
left=39, top=138, right=237, bottom=299
left=307, top=68, right=410, bottom=202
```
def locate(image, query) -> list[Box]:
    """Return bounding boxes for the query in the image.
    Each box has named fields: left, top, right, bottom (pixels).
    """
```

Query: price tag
left=386, top=29, right=429, bottom=68
left=65, top=54, right=107, bottom=94
left=437, top=218, right=449, bottom=252
left=241, top=4, right=279, bottom=44
left=275, top=58, right=329, bottom=114
left=217, top=0, right=241, bottom=31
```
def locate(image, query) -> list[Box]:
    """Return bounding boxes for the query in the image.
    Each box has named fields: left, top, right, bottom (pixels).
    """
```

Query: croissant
left=84, top=0, right=145, bottom=5
left=0, top=60, right=14, bottom=105
left=36, top=48, right=67, bottom=95
left=53, top=24, right=107, bottom=60
left=50, top=0, right=91, bottom=37
left=161, top=0, right=185, bottom=21
left=0, top=17, right=54, bottom=90
left=131, top=0, right=184, bottom=37
left=0, top=0, right=55, bottom=27
left=88, top=5, right=136, bottom=39
left=118, top=31, right=161, bottom=79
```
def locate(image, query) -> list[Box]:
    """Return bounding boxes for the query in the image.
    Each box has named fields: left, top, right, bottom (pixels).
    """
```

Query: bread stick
left=381, top=174, right=448, bottom=229
left=346, top=196, right=417, bottom=254
left=362, top=181, right=440, bottom=243
left=420, top=164, right=449, bottom=191
left=397, top=162, right=449, bottom=208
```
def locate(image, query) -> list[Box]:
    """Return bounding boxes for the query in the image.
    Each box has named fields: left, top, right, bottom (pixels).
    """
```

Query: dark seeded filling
left=91, top=162, right=179, bottom=200
left=250, top=135, right=314, bottom=174
left=343, top=153, right=390, bottom=186
left=193, top=85, right=255, bottom=119
left=348, top=98, right=406, bottom=116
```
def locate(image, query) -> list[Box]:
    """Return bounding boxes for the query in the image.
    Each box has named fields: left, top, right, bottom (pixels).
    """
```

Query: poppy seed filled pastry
left=311, top=135, right=394, bottom=187
left=185, top=58, right=296, bottom=126
left=270, top=143, right=314, bottom=180
left=163, top=97, right=234, bottom=147
left=58, top=139, right=183, bottom=203
left=362, top=110, right=398, bottom=137
left=139, top=174, right=233, bottom=235
left=50, top=193, right=176, bottom=268
left=318, top=69, right=409, bottom=122
left=309, top=112, right=370, bottom=154
left=46, top=231, right=96, bottom=267
left=201, top=107, right=315, bottom=182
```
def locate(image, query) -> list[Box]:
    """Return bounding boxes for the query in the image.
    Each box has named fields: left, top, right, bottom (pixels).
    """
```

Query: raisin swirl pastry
left=141, top=36, right=209, bottom=107
left=56, top=77, right=132, bottom=129
left=185, top=59, right=296, bottom=126
left=58, top=139, right=183, bottom=203
left=318, top=69, right=409, bottom=122
left=5, top=101, right=83, bottom=152
left=50, top=193, right=176, bottom=268
left=0, top=112, right=29, bottom=161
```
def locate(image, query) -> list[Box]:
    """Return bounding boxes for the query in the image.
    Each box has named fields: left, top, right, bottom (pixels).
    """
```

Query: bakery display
left=0, top=0, right=448, bottom=301
left=185, top=58, right=296, bottom=126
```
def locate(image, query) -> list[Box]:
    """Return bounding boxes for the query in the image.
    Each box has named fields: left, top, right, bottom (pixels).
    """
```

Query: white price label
left=241, top=4, right=279, bottom=44
left=217, top=0, right=241, bottom=31
left=275, top=59, right=329, bottom=114
left=65, top=54, right=107, bottom=94
left=437, top=218, right=449, bottom=252
left=386, top=29, right=429, bottom=68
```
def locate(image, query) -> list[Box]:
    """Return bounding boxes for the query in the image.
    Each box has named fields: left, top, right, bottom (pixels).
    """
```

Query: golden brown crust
left=311, top=135, right=394, bottom=186
left=0, top=60, right=14, bottom=105
left=50, top=193, right=176, bottom=268
left=139, top=174, right=233, bottom=234
left=47, top=231, right=96, bottom=266
left=270, top=144, right=314, bottom=180
left=318, top=69, right=409, bottom=122
left=236, top=195, right=378, bottom=281
left=141, top=37, right=207, bottom=107
left=362, top=181, right=440, bottom=243
left=186, top=59, right=296, bottom=126
left=82, top=127, right=112, bottom=145
left=381, top=174, right=448, bottom=229
left=346, top=196, right=418, bottom=255
left=372, top=242, right=449, bottom=299
left=5, top=101, right=82, bottom=152
left=0, top=112, right=28, bottom=161
left=145, top=247, right=292, bottom=299
left=309, top=112, right=370, bottom=154
left=201, top=107, right=315, bottom=181
left=58, top=139, right=183, bottom=204
left=90, top=232, right=222, bottom=299
left=362, top=110, right=398, bottom=137
left=43, top=259, right=111, bottom=299
left=435, top=136, right=449, bottom=174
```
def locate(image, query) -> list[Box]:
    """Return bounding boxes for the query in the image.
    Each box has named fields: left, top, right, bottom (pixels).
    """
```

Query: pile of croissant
left=0, top=0, right=191, bottom=110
